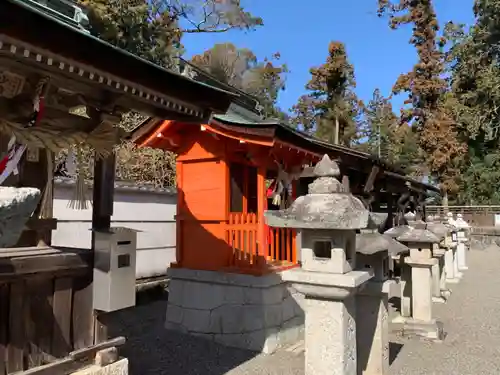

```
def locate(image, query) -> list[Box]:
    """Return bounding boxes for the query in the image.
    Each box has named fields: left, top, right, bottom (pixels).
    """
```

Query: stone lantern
left=396, top=224, right=444, bottom=340
left=446, top=213, right=462, bottom=282
left=384, top=225, right=412, bottom=321
left=355, top=214, right=407, bottom=375
left=455, top=213, right=469, bottom=271
left=0, top=187, right=41, bottom=247
left=264, top=154, right=372, bottom=375
left=426, top=220, right=451, bottom=301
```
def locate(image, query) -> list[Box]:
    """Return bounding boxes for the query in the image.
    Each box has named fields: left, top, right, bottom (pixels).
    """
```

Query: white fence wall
left=51, top=178, right=177, bottom=279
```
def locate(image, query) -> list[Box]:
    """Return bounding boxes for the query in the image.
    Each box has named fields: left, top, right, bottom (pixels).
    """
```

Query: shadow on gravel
left=389, top=296, right=401, bottom=314
left=389, top=342, right=404, bottom=365
left=105, top=294, right=257, bottom=375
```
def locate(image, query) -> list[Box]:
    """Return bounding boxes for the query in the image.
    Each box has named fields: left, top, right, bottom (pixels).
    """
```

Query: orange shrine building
left=131, top=87, right=438, bottom=352
left=133, top=107, right=436, bottom=274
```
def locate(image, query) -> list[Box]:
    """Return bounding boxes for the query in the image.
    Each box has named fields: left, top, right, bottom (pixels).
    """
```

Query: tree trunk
left=334, top=116, right=340, bottom=145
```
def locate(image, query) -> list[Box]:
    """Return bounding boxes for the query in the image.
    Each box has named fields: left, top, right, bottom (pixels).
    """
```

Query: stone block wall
left=165, top=268, right=305, bottom=353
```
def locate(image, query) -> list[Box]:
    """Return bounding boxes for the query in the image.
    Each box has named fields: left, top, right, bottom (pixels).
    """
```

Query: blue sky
left=182, top=0, right=475, bottom=114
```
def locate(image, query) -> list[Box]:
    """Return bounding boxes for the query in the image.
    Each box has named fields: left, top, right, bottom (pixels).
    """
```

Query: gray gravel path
left=389, top=247, right=500, bottom=375
left=108, top=247, right=500, bottom=374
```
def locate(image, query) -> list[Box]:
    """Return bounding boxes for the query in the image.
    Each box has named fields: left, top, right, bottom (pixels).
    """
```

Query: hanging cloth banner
left=0, top=137, right=26, bottom=185
left=0, top=77, right=49, bottom=185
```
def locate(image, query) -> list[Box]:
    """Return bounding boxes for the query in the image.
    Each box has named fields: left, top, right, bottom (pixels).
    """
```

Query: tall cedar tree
left=291, top=42, right=362, bottom=146
left=191, top=44, right=288, bottom=119
left=445, top=0, right=500, bottom=203
left=378, top=0, right=465, bottom=193
left=79, top=0, right=263, bottom=70
left=360, top=89, right=398, bottom=160
left=359, top=89, right=419, bottom=173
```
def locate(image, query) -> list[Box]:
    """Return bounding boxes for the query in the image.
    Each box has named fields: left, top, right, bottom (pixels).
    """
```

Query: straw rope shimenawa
left=0, top=117, right=125, bottom=211
left=0, top=119, right=120, bottom=156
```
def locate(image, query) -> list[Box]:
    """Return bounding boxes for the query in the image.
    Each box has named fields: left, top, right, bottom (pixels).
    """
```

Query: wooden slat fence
left=226, top=213, right=259, bottom=267
left=225, top=213, right=298, bottom=270
left=427, top=205, right=500, bottom=227
left=267, top=227, right=297, bottom=264
left=0, top=247, right=94, bottom=374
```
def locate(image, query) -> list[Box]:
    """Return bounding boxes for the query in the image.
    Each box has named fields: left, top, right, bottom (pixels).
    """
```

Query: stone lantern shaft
left=264, top=154, right=372, bottom=375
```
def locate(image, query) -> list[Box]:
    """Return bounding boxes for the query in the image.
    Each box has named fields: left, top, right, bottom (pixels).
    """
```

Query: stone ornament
left=384, top=225, right=412, bottom=239
left=0, top=187, right=41, bottom=247
left=266, top=155, right=373, bottom=375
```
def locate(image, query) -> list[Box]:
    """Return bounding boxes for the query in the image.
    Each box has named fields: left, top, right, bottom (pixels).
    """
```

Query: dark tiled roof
left=2, top=0, right=237, bottom=116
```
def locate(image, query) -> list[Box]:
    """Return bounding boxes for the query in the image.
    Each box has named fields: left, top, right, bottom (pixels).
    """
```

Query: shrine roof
left=211, top=114, right=441, bottom=194
left=1, top=0, right=236, bottom=118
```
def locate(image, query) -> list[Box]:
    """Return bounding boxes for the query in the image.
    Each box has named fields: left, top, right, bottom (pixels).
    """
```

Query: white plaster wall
left=52, top=183, right=177, bottom=279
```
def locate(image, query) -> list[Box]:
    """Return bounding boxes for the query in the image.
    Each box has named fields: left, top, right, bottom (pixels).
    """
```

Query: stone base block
left=0, top=187, right=41, bottom=247
left=391, top=315, right=407, bottom=325
left=446, top=278, right=460, bottom=284
left=432, top=296, right=447, bottom=304
left=441, top=289, right=451, bottom=298
left=165, top=268, right=305, bottom=353
left=400, top=319, right=444, bottom=341
left=70, top=358, right=128, bottom=375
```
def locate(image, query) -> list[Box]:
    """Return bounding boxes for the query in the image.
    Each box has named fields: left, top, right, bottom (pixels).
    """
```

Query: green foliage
left=360, top=89, right=398, bottom=159
left=444, top=0, right=500, bottom=203
left=291, top=41, right=363, bottom=146
left=79, top=0, right=183, bottom=69
left=73, top=1, right=263, bottom=187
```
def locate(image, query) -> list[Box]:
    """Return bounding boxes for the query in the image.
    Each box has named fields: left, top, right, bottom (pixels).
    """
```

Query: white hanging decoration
left=65, top=148, right=77, bottom=177
left=65, top=146, right=90, bottom=210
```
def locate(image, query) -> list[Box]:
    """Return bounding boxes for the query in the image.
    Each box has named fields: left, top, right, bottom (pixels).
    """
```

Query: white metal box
left=93, top=227, right=137, bottom=312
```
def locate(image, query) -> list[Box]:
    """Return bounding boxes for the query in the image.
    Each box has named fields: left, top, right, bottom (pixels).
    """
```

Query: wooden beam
left=15, top=337, right=125, bottom=375
left=0, top=249, right=92, bottom=282
left=363, top=165, right=380, bottom=194
left=0, top=96, right=103, bottom=132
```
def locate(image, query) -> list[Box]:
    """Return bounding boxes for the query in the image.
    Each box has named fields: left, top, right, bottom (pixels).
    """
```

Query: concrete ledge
left=166, top=268, right=305, bottom=353
left=399, top=319, right=445, bottom=342
left=167, top=267, right=286, bottom=288
left=70, top=358, right=128, bottom=375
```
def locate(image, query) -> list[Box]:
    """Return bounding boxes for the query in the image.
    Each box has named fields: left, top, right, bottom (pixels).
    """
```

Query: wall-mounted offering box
left=93, top=227, right=138, bottom=312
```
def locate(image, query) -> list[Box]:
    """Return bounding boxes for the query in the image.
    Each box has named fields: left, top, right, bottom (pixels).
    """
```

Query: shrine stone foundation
left=165, top=268, right=305, bottom=353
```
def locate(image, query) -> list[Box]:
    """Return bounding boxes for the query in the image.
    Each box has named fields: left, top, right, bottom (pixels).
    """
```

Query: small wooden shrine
left=133, top=94, right=439, bottom=276
left=0, top=0, right=235, bottom=246
left=0, top=0, right=234, bottom=373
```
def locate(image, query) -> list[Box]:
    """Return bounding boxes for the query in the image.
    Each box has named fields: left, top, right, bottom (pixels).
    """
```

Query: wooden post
left=257, top=166, right=267, bottom=266
left=387, top=193, right=394, bottom=230
left=91, top=152, right=116, bottom=345
left=91, top=153, right=115, bottom=236
left=16, top=149, right=55, bottom=247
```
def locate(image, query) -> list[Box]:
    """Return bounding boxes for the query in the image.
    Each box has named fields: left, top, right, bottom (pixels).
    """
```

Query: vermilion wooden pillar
left=257, top=166, right=267, bottom=266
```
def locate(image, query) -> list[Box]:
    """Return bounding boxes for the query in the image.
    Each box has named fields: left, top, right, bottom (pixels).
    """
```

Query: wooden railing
left=225, top=213, right=298, bottom=271
left=226, top=213, right=259, bottom=267
left=267, top=227, right=297, bottom=264
left=0, top=246, right=94, bottom=374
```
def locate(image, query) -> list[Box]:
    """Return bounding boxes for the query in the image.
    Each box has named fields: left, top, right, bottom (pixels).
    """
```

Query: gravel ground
left=389, top=247, right=500, bottom=375
left=108, top=247, right=500, bottom=374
